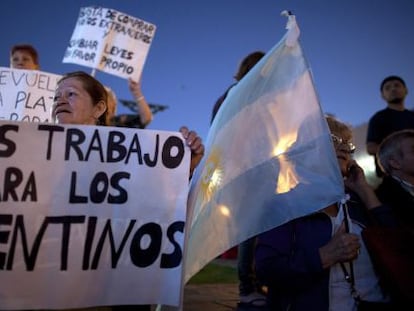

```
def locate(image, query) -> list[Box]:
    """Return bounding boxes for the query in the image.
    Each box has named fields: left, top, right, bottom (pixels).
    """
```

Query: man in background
left=366, top=75, right=414, bottom=177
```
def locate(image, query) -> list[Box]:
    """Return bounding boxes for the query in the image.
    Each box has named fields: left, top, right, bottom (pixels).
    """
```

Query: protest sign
left=63, top=6, right=156, bottom=81
left=0, top=121, right=189, bottom=308
left=0, top=67, right=61, bottom=123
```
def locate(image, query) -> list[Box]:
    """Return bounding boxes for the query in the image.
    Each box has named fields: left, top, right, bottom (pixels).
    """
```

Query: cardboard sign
left=0, top=121, right=189, bottom=309
left=0, top=68, right=61, bottom=123
left=63, top=6, right=156, bottom=80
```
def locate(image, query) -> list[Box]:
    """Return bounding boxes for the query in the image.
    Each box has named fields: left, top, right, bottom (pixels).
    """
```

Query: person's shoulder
left=403, top=108, right=414, bottom=115
left=369, top=107, right=393, bottom=121
left=211, top=82, right=238, bottom=123
left=375, top=176, right=402, bottom=197
left=374, top=107, right=390, bottom=115
left=221, top=82, right=238, bottom=98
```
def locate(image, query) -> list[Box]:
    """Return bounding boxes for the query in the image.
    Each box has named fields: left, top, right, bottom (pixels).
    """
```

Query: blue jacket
left=255, top=192, right=395, bottom=310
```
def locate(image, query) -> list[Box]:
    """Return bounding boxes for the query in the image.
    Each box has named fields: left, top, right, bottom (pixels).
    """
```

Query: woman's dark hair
left=57, top=71, right=109, bottom=125
left=234, top=51, right=265, bottom=81
left=11, top=44, right=39, bottom=66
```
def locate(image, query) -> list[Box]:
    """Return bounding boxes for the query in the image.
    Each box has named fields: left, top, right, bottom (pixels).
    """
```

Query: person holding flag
left=255, top=116, right=397, bottom=310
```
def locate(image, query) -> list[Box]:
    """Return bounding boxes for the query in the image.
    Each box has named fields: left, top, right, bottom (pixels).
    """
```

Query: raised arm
left=128, top=78, right=153, bottom=127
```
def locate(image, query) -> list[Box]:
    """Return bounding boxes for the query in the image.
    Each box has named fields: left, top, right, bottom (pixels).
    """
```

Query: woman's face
left=331, top=131, right=355, bottom=176
left=53, top=77, right=101, bottom=125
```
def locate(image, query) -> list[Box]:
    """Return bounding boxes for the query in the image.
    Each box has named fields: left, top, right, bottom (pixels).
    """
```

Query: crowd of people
left=4, top=42, right=414, bottom=311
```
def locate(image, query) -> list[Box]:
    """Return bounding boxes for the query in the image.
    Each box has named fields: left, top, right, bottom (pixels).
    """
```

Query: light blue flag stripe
left=184, top=17, right=344, bottom=283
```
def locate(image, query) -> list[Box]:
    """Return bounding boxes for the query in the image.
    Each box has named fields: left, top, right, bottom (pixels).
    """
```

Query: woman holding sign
left=52, top=71, right=204, bottom=175
left=53, top=70, right=204, bottom=176
left=52, top=71, right=204, bottom=311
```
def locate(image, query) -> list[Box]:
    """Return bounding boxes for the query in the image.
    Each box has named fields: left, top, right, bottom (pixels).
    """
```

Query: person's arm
left=128, top=78, right=153, bottom=127
left=344, top=161, right=381, bottom=209
left=319, top=222, right=360, bottom=269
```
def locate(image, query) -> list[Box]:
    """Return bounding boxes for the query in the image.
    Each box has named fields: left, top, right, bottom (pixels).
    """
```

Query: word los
left=0, top=214, right=184, bottom=271
left=0, top=166, right=129, bottom=204
left=0, top=124, right=186, bottom=168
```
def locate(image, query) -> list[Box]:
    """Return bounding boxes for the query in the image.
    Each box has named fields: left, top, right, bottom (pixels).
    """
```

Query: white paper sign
left=0, top=121, right=189, bottom=309
left=63, top=6, right=156, bottom=81
left=0, top=67, right=61, bottom=123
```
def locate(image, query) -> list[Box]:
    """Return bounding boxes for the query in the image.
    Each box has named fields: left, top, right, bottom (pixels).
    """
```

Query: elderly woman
left=255, top=115, right=396, bottom=310
left=53, top=71, right=109, bottom=126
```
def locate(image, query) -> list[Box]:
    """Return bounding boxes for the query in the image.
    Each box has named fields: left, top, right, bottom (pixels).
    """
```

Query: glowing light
left=272, top=131, right=298, bottom=156
left=272, top=131, right=300, bottom=193
left=219, top=205, right=231, bottom=217
left=200, top=148, right=223, bottom=203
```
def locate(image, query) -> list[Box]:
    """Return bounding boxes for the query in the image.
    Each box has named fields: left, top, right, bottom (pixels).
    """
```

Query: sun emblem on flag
left=199, top=147, right=224, bottom=204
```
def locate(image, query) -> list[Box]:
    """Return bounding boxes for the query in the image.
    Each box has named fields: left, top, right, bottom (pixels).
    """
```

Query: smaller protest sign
left=0, top=67, right=61, bottom=123
left=63, top=6, right=156, bottom=81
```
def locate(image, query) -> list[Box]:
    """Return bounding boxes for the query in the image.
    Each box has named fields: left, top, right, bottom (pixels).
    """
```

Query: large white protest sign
left=63, top=6, right=156, bottom=81
left=0, top=67, right=61, bottom=123
left=0, top=121, right=189, bottom=309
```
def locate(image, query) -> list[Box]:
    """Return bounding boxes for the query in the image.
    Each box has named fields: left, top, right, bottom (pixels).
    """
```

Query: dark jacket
left=255, top=192, right=395, bottom=310
left=375, top=175, right=414, bottom=230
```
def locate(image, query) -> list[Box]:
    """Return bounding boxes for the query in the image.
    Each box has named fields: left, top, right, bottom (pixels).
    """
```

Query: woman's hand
left=319, top=222, right=361, bottom=269
left=179, top=126, right=204, bottom=178
left=344, top=160, right=381, bottom=209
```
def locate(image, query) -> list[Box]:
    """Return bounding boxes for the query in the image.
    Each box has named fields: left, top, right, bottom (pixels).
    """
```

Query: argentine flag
left=184, top=13, right=344, bottom=283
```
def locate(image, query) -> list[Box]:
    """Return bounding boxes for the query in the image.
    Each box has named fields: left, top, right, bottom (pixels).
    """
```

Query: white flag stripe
left=184, top=16, right=344, bottom=283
